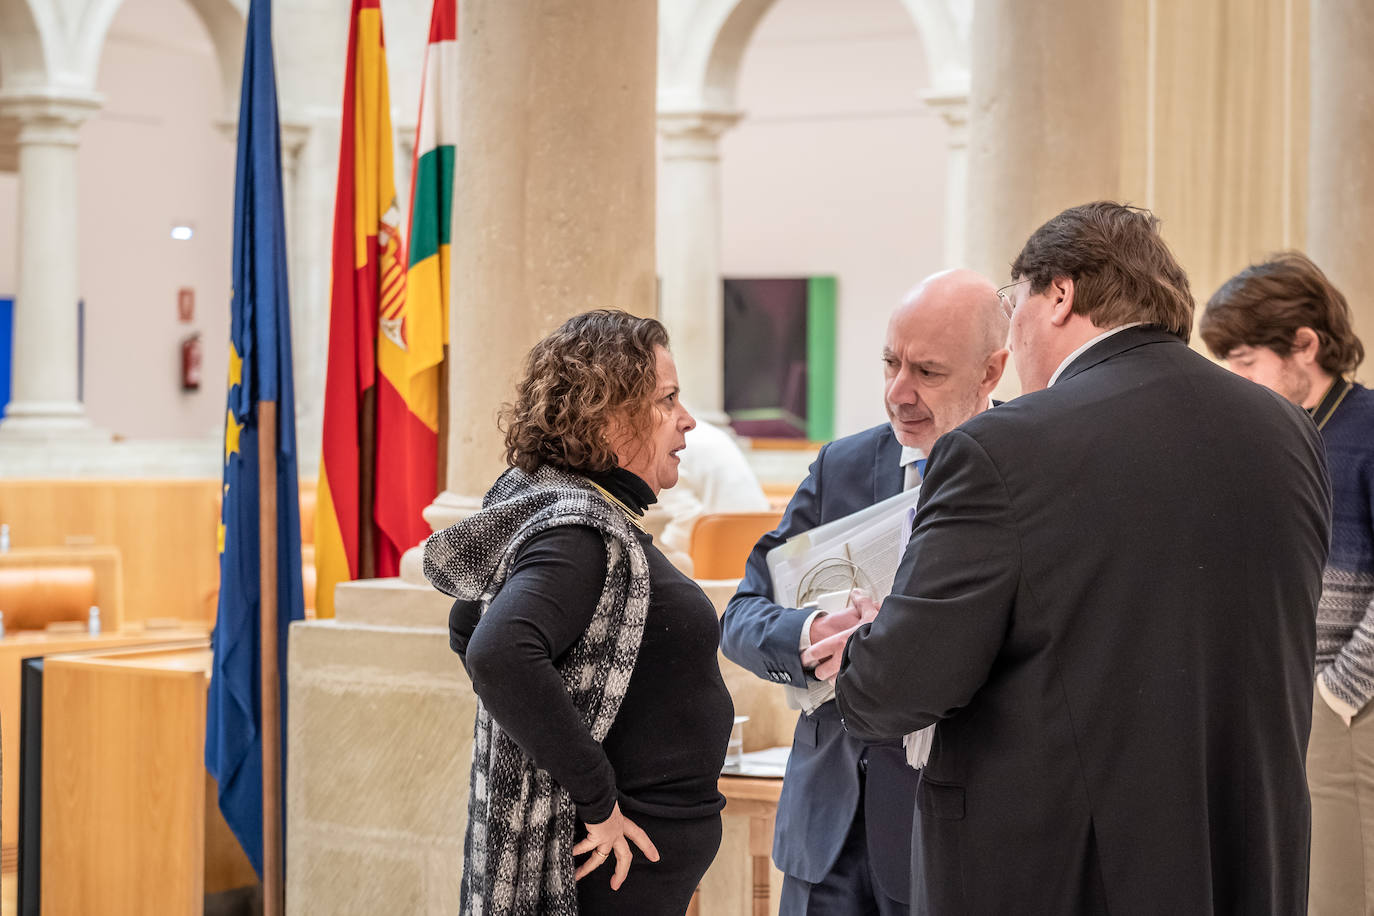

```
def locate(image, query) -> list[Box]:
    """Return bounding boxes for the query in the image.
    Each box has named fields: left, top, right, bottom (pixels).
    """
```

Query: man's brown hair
left=1011, top=201, right=1194, bottom=341
left=1200, top=251, right=1365, bottom=375
left=502, top=310, right=670, bottom=474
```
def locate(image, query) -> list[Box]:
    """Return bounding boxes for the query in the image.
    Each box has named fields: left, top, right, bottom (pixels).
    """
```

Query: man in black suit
left=836, top=202, right=1332, bottom=914
left=721, top=269, right=1009, bottom=914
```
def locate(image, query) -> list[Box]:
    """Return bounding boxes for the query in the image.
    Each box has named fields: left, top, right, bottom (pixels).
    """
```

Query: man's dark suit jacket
left=721, top=423, right=919, bottom=902
left=837, top=327, right=1332, bottom=915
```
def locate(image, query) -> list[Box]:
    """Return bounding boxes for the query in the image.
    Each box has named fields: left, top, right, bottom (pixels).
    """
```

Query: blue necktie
left=914, top=458, right=927, bottom=480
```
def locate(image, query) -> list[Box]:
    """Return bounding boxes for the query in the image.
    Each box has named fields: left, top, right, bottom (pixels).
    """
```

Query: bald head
left=883, top=269, right=1010, bottom=452
left=893, top=269, right=1009, bottom=361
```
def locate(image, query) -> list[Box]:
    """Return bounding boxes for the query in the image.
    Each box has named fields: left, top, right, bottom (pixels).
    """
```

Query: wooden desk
left=717, top=775, right=782, bottom=916
left=0, top=626, right=207, bottom=873
left=39, top=640, right=255, bottom=915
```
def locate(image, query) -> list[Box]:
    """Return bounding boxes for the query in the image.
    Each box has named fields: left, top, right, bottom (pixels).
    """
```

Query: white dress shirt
left=1047, top=323, right=1143, bottom=388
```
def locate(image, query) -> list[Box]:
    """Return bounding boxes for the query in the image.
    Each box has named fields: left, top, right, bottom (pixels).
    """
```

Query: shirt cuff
left=1318, top=673, right=1361, bottom=726
left=799, top=608, right=824, bottom=652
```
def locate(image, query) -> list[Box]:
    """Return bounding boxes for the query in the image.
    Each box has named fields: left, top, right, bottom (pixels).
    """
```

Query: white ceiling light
left=171, top=225, right=194, bottom=241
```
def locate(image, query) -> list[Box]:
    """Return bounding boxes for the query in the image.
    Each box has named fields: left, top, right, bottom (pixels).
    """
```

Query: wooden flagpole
left=258, top=399, right=284, bottom=916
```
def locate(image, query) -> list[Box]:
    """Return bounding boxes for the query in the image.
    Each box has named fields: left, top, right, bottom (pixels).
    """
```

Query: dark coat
left=837, top=327, right=1332, bottom=915
left=721, top=422, right=920, bottom=902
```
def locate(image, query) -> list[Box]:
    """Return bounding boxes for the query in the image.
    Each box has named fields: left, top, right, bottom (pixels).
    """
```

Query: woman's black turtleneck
left=451, top=466, right=734, bottom=824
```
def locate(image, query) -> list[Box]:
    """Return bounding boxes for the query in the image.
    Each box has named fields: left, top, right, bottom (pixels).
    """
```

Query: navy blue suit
left=721, top=423, right=919, bottom=908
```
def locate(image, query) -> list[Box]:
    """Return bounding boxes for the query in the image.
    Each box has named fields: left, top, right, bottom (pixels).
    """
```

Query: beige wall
left=76, top=0, right=234, bottom=439
left=715, top=0, right=950, bottom=438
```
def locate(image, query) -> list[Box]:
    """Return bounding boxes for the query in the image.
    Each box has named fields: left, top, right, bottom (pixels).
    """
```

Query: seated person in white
left=656, top=416, right=770, bottom=575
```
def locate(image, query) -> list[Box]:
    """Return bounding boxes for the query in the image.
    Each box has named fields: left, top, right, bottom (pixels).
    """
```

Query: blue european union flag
left=205, top=0, right=304, bottom=878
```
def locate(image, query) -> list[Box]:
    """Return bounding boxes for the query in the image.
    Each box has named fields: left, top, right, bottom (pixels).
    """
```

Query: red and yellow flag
left=373, top=0, right=455, bottom=580
left=316, top=0, right=409, bottom=617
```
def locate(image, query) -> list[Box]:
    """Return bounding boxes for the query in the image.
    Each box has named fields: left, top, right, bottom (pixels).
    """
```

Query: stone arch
left=71, top=0, right=246, bottom=109
left=180, top=0, right=249, bottom=112
left=897, top=0, right=970, bottom=91
left=658, top=0, right=971, bottom=113
left=0, top=0, right=57, bottom=91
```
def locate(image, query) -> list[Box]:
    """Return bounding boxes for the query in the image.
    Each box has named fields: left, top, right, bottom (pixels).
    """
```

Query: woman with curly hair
left=424, top=309, right=735, bottom=915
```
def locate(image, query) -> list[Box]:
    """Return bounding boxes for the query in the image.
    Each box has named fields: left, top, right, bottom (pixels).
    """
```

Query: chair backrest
left=688, top=511, right=784, bottom=580
left=0, top=566, right=97, bottom=631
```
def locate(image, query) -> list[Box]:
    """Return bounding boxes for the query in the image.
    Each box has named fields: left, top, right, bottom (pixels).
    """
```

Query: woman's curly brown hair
left=502, top=310, right=670, bottom=474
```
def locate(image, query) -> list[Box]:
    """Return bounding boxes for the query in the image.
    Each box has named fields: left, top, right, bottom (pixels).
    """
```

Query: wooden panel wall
left=0, top=480, right=220, bottom=625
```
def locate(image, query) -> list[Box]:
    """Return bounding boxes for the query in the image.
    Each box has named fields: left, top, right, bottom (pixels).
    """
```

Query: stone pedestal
left=286, top=580, right=468, bottom=916
left=0, top=89, right=104, bottom=438
left=1307, top=0, right=1374, bottom=348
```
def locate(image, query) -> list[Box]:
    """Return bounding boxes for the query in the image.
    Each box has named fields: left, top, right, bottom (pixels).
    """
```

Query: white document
left=765, top=486, right=937, bottom=768
left=766, top=486, right=923, bottom=611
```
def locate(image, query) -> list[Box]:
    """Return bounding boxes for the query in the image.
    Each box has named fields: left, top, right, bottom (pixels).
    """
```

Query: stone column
left=0, top=90, right=103, bottom=438
left=963, top=0, right=1124, bottom=286
left=419, top=0, right=659, bottom=546
left=1307, top=0, right=1374, bottom=349
left=277, top=118, right=317, bottom=470
left=280, top=119, right=310, bottom=256
left=657, top=108, right=740, bottom=426
left=921, top=87, right=970, bottom=266
left=289, top=4, right=659, bottom=910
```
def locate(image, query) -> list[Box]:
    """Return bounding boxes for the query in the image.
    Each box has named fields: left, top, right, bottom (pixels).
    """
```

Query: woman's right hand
left=572, top=802, right=660, bottom=889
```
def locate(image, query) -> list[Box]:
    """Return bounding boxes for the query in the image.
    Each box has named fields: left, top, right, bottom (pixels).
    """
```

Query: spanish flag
left=372, top=0, right=456, bottom=580
left=316, top=0, right=406, bottom=617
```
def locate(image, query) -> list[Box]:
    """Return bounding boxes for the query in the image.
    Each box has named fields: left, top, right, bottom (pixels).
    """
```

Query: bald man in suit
left=722, top=270, right=1009, bottom=914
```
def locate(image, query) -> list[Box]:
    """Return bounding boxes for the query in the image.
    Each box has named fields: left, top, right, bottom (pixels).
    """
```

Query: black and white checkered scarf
left=423, top=465, right=650, bottom=916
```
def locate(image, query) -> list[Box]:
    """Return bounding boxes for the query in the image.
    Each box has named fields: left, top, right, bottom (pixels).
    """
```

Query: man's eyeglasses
left=997, top=279, right=1031, bottom=316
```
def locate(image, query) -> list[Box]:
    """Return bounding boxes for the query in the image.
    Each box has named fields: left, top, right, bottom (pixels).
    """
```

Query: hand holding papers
left=766, top=486, right=936, bottom=769
left=802, top=592, right=879, bottom=680
left=767, top=488, right=923, bottom=612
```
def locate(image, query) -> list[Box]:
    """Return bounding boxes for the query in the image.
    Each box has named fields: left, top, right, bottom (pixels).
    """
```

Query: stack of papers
left=765, top=487, right=923, bottom=611
left=763, top=486, right=937, bottom=768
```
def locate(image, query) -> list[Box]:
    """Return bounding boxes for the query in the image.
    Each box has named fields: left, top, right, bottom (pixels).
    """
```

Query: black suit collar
left=1055, top=325, right=1184, bottom=387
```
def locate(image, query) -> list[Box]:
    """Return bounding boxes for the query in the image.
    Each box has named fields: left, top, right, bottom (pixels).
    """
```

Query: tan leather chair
left=688, top=511, right=784, bottom=580
left=0, top=566, right=97, bottom=631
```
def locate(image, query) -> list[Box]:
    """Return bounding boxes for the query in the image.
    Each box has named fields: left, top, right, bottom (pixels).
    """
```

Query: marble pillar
left=288, top=3, right=659, bottom=911
left=657, top=108, right=740, bottom=427
left=962, top=0, right=1124, bottom=288
left=1307, top=0, right=1374, bottom=349
left=279, top=119, right=314, bottom=458
left=920, top=87, right=970, bottom=267
left=0, top=90, right=104, bottom=438
left=419, top=0, right=659, bottom=542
